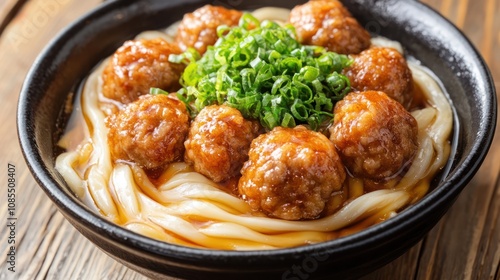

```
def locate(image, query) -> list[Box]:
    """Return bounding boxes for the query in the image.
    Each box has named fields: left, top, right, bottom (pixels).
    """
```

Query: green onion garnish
left=170, top=13, right=352, bottom=131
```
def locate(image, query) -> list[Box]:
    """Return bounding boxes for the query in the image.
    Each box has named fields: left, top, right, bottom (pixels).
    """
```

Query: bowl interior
left=17, top=0, right=497, bottom=278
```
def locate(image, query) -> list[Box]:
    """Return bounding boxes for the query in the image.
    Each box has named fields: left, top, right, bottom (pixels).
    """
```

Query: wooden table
left=0, top=0, right=498, bottom=279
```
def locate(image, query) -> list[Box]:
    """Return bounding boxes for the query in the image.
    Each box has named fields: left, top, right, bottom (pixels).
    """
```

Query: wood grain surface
left=0, top=0, right=498, bottom=279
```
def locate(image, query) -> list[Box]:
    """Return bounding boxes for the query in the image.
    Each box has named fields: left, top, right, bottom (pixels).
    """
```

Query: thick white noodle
left=370, top=37, right=453, bottom=190
left=394, top=63, right=452, bottom=190
left=251, top=7, right=290, bottom=25
left=135, top=30, right=174, bottom=42
left=370, top=37, right=404, bottom=53
left=55, top=150, right=86, bottom=197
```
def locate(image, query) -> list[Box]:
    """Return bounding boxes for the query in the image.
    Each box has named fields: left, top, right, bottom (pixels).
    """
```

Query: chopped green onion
left=149, top=87, right=169, bottom=95
left=170, top=13, right=352, bottom=130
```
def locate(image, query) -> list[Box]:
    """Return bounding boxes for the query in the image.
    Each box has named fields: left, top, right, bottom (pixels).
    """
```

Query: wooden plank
left=470, top=173, right=500, bottom=279
left=0, top=0, right=28, bottom=37
left=360, top=242, right=423, bottom=279
left=485, top=0, right=500, bottom=80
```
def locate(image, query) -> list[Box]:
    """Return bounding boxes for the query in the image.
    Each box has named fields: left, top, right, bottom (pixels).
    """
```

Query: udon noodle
left=55, top=7, right=452, bottom=250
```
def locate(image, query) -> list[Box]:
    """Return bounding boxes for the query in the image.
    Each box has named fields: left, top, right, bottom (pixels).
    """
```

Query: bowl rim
left=17, top=0, right=497, bottom=266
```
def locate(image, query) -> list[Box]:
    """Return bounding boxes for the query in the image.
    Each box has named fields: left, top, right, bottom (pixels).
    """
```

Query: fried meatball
left=289, top=0, right=371, bottom=54
left=184, top=105, right=261, bottom=183
left=102, top=38, right=185, bottom=104
left=343, top=47, right=413, bottom=108
left=175, top=5, right=242, bottom=55
left=239, top=126, right=346, bottom=220
left=330, top=91, right=418, bottom=181
left=106, top=94, right=189, bottom=170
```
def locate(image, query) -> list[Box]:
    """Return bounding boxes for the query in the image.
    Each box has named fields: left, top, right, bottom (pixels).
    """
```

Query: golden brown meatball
left=343, top=47, right=413, bottom=108
left=102, top=38, right=185, bottom=104
left=175, top=5, right=242, bottom=55
left=330, top=91, right=418, bottom=181
left=106, top=94, right=189, bottom=170
left=239, top=126, right=346, bottom=220
left=184, top=105, right=261, bottom=183
left=288, top=0, right=371, bottom=54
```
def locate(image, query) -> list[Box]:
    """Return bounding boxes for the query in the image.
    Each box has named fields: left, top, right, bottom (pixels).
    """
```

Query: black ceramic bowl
left=17, top=0, right=497, bottom=279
